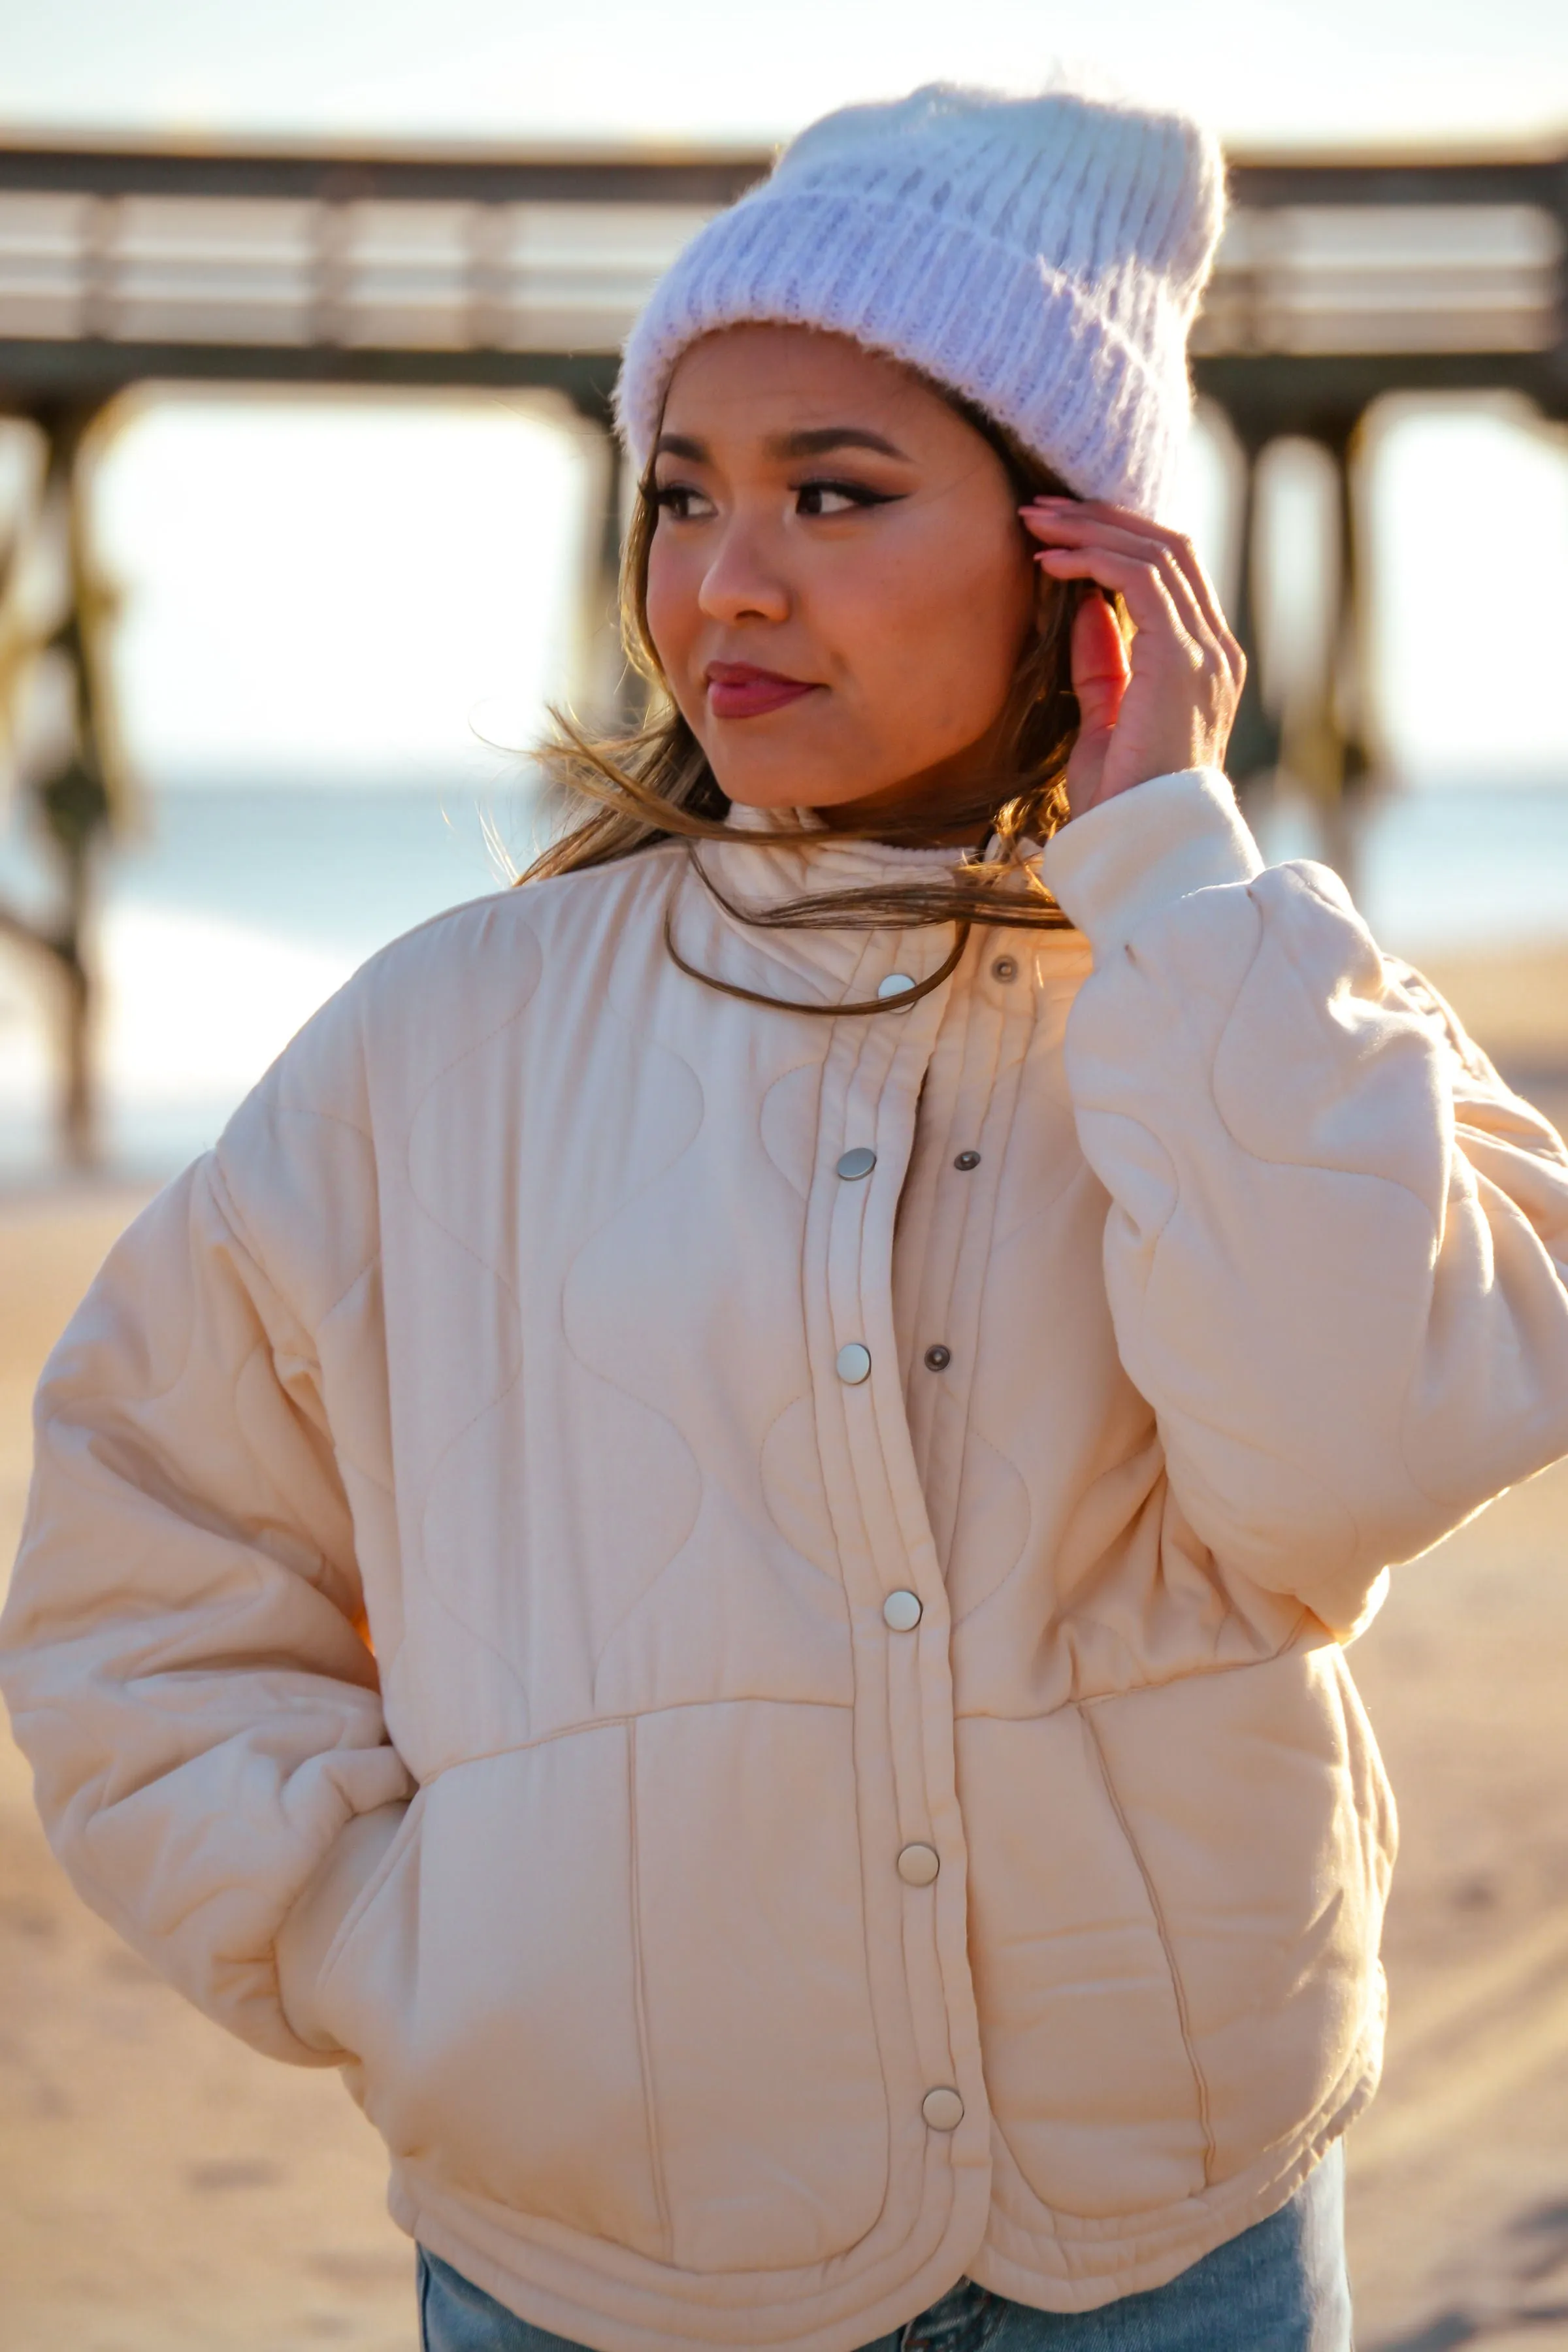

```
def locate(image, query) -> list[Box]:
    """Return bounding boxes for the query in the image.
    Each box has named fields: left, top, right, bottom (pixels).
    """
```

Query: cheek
left=644, top=537, right=699, bottom=685
left=844, top=536, right=1032, bottom=747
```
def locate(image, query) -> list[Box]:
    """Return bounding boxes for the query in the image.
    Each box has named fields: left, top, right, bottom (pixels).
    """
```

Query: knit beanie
left=616, top=84, right=1225, bottom=522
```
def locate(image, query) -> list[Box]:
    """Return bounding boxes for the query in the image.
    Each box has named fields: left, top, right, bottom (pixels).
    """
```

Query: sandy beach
left=2, top=944, right=1567, bottom=2351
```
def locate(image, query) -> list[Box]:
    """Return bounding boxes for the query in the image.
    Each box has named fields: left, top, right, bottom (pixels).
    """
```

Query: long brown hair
left=522, top=378, right=1100, bottom=938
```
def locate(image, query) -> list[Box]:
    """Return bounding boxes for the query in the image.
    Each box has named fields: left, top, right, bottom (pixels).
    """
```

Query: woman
left=5, top=84, right=1568, bottom=2352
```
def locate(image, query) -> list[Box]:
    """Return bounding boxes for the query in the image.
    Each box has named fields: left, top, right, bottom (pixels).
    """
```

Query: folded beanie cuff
left=615, top=84, right=1224, bottom=526
left=618, top=190, right=1186, bottom=516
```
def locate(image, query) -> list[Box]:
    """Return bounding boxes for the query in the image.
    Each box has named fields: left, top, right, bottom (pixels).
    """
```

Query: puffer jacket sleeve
left=1041, top=767, right=1568, bottom=1635
left=0, top=1122, right=414, bottom=2065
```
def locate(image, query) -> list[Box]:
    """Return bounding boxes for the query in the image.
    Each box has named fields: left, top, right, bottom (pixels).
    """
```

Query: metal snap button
left=922, top=2087, right=964, bottom=2131
left=991, top=955, right=1019, bottom=982
left=897, top=1843, right=940, bottom=1887
left=877, top=972, right=916, bottom=999
left=836, top=1342, right=872, bottom=1385
left=924, top=1345, right=951, bottom=1371
left=953, top=1150, right=981, bottom=1171
left=836, top=1146, right=877, bottom=1181
left=883, top=1589, right=923, bottom=1631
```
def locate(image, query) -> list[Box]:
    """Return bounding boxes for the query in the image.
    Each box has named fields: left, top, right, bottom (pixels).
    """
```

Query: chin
left=699, top=711, right=866, bottom=816
left=711, top=761, right=857, bottom=813
left=721, top=779, right=815, bottom=811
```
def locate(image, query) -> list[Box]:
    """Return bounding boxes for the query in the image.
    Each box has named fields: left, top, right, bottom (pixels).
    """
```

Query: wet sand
left=2, top=947, right=1567, bottom=2351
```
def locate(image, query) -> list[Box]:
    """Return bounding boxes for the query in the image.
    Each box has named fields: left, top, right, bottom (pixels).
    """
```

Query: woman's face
left=644, top=325, right=1041, bottom=832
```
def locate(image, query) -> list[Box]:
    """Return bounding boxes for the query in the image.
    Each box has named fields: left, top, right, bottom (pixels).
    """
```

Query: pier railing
left=0, top=135, right=1563, bottom=1161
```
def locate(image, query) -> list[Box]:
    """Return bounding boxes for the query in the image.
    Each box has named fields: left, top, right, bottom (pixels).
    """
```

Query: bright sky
left=91, top=389, right=601, bottom=787
left=6, top=0, right=1568, bottom=149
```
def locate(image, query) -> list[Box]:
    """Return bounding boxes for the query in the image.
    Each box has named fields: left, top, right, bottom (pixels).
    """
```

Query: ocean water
left=0, top=776, right=1565, bottom=1184
left=0, top=779, right=539, bottom=1182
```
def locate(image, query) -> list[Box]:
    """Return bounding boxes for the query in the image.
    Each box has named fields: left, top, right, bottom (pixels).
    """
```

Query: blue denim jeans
left=417, top=2141, right=1351, bottom=2351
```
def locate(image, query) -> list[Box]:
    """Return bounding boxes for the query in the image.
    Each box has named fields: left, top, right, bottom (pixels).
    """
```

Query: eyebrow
left=768, top=427, right=911, bottom=461
left=651, top=425, right=913, bottom=464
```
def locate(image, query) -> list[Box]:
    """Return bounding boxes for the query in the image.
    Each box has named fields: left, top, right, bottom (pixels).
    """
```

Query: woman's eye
left=651, top=483, right=714, bottom=522
left=794, top=480, right=892, bottom=517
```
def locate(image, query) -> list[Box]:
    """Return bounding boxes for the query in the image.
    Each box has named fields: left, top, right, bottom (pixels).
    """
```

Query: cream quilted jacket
left=6, top=770, right=1568, bottom=2351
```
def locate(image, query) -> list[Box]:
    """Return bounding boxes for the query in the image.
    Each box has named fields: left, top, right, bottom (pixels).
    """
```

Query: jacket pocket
left=959, top=1708, right=1213, bottom=2219
left=306, top=1704, right=890, bottom=2276
left=1079, top=1643, right=1396, bottom=2185
left=960, top=1642, right=1394, bottom=2222
left=276, top=1799, right=416, bottom=2055
left=311, top=1725, right=668, bottom=2259
left=630, top=1699, right=889, bottom=2273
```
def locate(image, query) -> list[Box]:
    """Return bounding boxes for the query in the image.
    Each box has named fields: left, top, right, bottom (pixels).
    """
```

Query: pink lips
left=706, top=662, right=819, bottom=719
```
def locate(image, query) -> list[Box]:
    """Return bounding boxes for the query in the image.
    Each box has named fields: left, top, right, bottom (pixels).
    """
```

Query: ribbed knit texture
left=617, top=84, right=1226, bottom=521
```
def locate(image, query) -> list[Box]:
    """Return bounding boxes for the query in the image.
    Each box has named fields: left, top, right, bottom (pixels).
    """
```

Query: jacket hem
left=387, top=2150, right=991, bottom=2352
left=971, top=2030, right=1382, bottom=2311
left=380, top=2033, right=1380, bottom=2347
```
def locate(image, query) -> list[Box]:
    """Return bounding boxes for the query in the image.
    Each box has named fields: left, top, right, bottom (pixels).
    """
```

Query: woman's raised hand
left=1022, top=497, right=1245, bottom=820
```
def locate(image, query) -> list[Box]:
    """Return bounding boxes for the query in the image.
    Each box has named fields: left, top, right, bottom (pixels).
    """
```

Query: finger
left=1028, top=513, right=1217, bottom=653
left=1056, top=510, right=1238, bottom=673
left=1070, top=592, right=1130, bottom=739
left=1024, top=500, right=1238, bottom=668
left=1030, top=508, right=1241, bottom=672
left=1034, top=546, right=1193, bottom=657
left=1023, top=494, right=1209, bottom=580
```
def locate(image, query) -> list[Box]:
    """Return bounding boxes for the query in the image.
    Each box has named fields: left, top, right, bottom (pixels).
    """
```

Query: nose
left=698, top=514, right=791, bottom=627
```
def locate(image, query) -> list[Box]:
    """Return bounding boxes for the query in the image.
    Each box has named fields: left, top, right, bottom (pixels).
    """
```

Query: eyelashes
left=651, top=483, right=712, bottom=521
left=794, top=480, right=902, bottom=516
left=651, top=478, right=904, bottom=522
